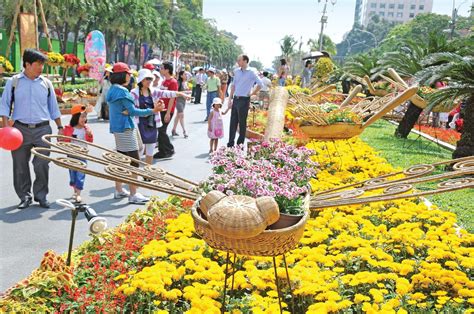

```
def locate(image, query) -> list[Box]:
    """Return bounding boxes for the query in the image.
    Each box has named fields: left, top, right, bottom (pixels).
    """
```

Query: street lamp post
left=353, top=29, right=378, bottom=47
left=318, top=0, right=337, bottom=51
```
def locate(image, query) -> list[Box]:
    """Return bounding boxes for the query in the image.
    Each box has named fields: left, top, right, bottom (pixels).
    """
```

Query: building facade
left=360, top=0, right=433, bottom=26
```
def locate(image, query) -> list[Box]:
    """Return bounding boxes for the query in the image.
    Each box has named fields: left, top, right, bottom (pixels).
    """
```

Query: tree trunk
left=71, top=19, right=81, bottom=85
left=120, top=35, right=127, bottom=61
left=453, top=96, right=474, bottom=159
left=395, top=101, right=423, bottom=138
left=125, top=39, right=134, bottom=64
left=62, top=22, right=69, bottom=54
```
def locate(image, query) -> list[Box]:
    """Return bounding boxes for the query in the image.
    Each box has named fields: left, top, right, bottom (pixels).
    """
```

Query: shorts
left=144, top=143, right=155, bottom=157
left=117, top=150, right=140, bottom=168
left=259, top=90, right=270, bottom=101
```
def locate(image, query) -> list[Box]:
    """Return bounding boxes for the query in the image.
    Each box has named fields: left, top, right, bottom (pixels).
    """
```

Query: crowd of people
left=0, top=49, right=267, bottom=209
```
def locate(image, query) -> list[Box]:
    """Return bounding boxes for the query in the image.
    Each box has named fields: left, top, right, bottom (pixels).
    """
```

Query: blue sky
left=203, top=0, right=472, bottom=67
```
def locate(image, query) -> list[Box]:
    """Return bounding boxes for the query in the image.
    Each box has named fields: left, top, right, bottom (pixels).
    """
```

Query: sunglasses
left=145, top=77, right=153, bottom=81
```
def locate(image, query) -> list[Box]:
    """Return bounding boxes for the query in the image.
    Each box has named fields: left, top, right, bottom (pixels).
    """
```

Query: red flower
left=63, top=53, right=81, bottom=66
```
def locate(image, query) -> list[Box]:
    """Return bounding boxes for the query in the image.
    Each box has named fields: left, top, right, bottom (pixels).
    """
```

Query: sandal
left=183, top=132, right=188, bottom=138
left=171, top=130, right=179, bottom=136
left=74, top=195, right=82, bottom=203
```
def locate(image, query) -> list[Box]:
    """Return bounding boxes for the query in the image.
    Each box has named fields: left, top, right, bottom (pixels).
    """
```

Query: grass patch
left=361, top=120, right=473, bottom=232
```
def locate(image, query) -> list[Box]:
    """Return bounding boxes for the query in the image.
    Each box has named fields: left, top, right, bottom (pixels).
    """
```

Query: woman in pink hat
left=131, top=68, right=188, bottom=165
left=107, top=63, right=162, bottom=204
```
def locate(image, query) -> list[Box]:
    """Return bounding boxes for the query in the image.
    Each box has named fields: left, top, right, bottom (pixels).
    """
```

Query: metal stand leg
left=331, top=140, right=343, bottom=170
left=222, top=252, right=230, bottom=314
left=346, top=139, right=359, bottom=161
left=282, top=254, right=295, bottom=313
left=66, top=209, right=79, bottom=266
left=231, top=254, right=236, bottom=291
left=273, top=256, right=283, bottom=314
left=323, top=143, right=334, bottom=165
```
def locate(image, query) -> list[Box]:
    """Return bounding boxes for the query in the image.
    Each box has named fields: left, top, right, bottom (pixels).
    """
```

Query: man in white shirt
left=194, top=68, right=206, bottom=104
left=227, top=54, right=263, bottom=147
left=258, top=71, right=272, bottom=109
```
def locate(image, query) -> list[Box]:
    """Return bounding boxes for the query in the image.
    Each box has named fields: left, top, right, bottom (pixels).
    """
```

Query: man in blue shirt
left=0, top=49, right=63, bottom=209
left=226, top=54, right=263, bottom=147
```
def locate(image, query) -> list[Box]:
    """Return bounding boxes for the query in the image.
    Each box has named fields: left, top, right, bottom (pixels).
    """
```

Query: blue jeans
left=279, top=77, right=286, bottom=86
left=69, top=160, right=86, bottom=190
left=206, top=91, right=218, bottom=119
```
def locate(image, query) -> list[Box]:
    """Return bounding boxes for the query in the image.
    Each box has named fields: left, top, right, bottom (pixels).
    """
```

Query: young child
left=63, top=105, right=94, bottom=203
left=207, top=97, right=226, bottom=153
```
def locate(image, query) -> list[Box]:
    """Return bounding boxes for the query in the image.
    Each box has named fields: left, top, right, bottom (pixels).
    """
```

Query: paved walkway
left=0, top=95, right=229, bottom=292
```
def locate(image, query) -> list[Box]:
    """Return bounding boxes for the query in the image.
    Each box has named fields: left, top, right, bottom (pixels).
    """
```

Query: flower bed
left=1, top=140, right=473, bottom=313
left=414, top=124, right=461, bottom=146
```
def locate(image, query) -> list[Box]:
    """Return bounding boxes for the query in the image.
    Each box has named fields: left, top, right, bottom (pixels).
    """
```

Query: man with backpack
left=0, top=49, right=63, bottom=209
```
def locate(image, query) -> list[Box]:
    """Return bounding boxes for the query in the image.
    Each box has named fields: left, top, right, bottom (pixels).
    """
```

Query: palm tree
left=307, top=35, right=337, bottom=56
left=279, top=35, right=297, bottom=60
left=417, top=53, right=474, bottom=158
left=377, top=33, right=455, bottom=138
left=343, top=53, right=378, bottom=79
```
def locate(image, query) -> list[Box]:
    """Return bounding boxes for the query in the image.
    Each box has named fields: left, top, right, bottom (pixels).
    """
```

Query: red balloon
left=1, top=127, right=23, bottom=151
left=0, top=128, right=5, bottom=148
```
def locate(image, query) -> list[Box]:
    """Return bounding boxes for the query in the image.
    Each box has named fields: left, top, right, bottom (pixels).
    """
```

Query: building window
left=370, top=3, right=377, bottom=8
left=370, top=10, right=376, bottom=16
left=397, top=12, right=403, bottom=18
left=410, top=4, right=416, bottom=10
left=380, top=3, right=386, bottom=8
left=389, top=3, right=395, bottom=9
left=388, top=12, right=394, bottom=17
left=419, top=5, right=424, bottom=10
left=409, top=12, right=415, bottom=18
left=379, top=11, right=385, bottom=17
left=398, top=4, right=404, bottom=9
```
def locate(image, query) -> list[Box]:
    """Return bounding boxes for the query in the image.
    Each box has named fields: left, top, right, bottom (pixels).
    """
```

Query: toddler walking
left=62, top=105, right=93, bottom=203
left=207, top=97, right=226, bottom=153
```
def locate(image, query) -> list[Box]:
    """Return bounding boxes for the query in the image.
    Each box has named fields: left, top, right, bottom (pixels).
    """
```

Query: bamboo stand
left=6, top=0, right=52, bottom=59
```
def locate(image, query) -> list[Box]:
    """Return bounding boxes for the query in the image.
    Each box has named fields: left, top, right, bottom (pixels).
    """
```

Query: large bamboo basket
left=386, top=68, right=446, bottom=112
left=191, top=194, right=310, bottom=257
left=297, top=86, right=418, bottom=140
left=410, top=94, right=428, bottom=109
left=300, top=123, right=363, bottom=140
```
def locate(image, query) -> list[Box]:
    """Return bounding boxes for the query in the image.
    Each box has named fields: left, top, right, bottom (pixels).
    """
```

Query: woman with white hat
left=131, top=68, right=188, bottom=165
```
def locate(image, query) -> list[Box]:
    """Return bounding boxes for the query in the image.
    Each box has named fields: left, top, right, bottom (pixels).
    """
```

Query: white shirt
left=72, top=127, right=87, bottom=147
left=260, top=77, right=272, bottom=92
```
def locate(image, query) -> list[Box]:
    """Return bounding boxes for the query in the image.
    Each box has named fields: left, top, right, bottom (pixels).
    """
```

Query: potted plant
left=0, top=55, right=14, bottom=74
left=199, top=139, right=317, bottom=229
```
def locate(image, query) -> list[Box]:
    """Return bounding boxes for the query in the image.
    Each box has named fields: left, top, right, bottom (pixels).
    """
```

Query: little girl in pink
left=207, top=97, right=227, bottom=153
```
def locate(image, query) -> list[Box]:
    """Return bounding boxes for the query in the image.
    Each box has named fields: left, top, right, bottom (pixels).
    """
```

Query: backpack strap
left=39, top=75, right=53, bottom=98
left=8, top=74, right=53, bottom=118
left=8, top=75, right=20, bottom=118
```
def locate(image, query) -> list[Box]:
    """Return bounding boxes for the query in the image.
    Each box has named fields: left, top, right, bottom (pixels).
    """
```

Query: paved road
left=0, top=95, right=229, bottom=292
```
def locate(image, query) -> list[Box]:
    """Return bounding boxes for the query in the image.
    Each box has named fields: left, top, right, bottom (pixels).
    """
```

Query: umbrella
left=302, top=51, right=331, bottom=60
left=146, top=58, right=162, bottom=65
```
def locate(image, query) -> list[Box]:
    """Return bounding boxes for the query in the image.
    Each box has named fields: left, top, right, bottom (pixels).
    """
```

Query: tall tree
left=308, top=35, right=337, bottom=56
left=279, top=35, right=297, bottom=60
left=417, top=53, right=474, bottom=158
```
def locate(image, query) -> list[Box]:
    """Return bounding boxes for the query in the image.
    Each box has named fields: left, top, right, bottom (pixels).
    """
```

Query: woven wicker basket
left=191, top=195, right=309, bottom=257
left=300, top=123, right=363, bottom=140
left=411, top=95, right=428, bottom=109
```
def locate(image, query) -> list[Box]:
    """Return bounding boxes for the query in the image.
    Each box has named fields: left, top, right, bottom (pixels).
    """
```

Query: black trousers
left=156, top=110, right=174, bottom=156
left=194, top=84, right=202, bottom=104
left=12, top=123, right=52, bottom=202
left=227, top=97, right=250, bottom=147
